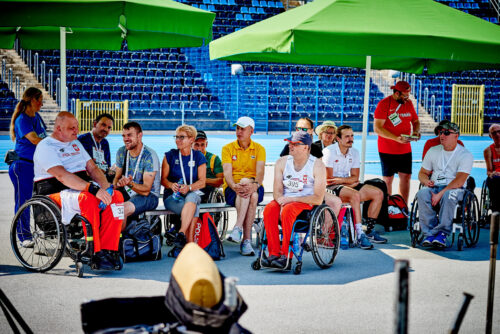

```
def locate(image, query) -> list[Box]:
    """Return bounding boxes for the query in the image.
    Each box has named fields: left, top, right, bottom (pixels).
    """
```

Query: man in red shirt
left=484, top=123, right=500, bottom=212
left=374, top=81, right=420, bottom=204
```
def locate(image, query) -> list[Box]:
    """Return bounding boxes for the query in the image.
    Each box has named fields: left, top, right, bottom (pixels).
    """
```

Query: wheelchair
left=10, top=194, right=122, bottom=277
left=479, top=180, right=492, bottom=227
left=409, top=184, right=480, bottom=251
left=164, top=187, right=228, bottom=246
left=251, top=204, right=339, bottom=275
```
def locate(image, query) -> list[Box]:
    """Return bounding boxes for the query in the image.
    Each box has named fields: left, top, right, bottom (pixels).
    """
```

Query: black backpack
left=121, top=218, right=162, bottom=262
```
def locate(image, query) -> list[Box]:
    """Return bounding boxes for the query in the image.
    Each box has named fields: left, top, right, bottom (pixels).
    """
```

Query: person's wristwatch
left=189, top=185, right=192, bottom=192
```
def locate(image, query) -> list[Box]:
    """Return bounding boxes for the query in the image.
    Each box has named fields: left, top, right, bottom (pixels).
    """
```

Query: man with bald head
left=484, top=123, right=500, bottom=212
left=33, top=112, right=124, bottom=270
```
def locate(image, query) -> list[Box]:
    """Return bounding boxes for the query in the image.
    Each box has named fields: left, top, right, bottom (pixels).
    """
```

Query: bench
left=145, top=201, right=269, bottom=217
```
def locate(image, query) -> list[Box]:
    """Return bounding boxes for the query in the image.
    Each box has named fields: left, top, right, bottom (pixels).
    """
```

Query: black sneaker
left=271, top=255, right=292, bottom=270
left=174, top=232, right=187, bottom=249
left=93, top=251, right=115, bottom=270
left=261, top=255, right=279, bottom=267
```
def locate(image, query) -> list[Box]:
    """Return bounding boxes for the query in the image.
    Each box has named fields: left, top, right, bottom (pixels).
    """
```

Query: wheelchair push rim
left=462, top=191, right=480, bottom=247
left=10, top=197, right=66, bottom=272
left=309, top=205, right=339, bottom=269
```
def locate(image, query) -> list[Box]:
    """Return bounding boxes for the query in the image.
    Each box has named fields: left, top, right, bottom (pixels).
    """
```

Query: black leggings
left=486, top=176, right=500, bottom=212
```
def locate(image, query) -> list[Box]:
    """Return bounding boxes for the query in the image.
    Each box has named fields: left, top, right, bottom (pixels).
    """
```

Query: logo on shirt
left=72, top=144, right=80, bottom=152
left=232, top=155, right=237, bottom=161
left=334, top=159, right=339, bottom=163
left=303, top=175, right=308, bottom=184
left=349, top=158, right=352, bottom=163
left=174, top=159, right=179, bottom=164
left=399, top=112, right=412, bottom=118
left=251, top=155, right=256, bottom=159
left=59, top=148, right=64, bottom=153
left=285, top=174, right=292, bottom=179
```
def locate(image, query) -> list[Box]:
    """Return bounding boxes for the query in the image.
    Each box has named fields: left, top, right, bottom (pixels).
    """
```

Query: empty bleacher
left=0, top=0, right=498, bottom=132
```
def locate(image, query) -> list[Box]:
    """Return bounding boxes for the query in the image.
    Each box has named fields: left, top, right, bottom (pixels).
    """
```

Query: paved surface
left=0, top=173, right=499, bottom=334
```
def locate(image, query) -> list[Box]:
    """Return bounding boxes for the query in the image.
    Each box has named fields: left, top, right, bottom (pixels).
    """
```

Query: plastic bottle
left=98, top=185, right=114, bottom=210
left=340, top=216, right=349, bottom=250
left=292, top=233, right=300, bottom=255
left=172, top=178, right=184, bottom=201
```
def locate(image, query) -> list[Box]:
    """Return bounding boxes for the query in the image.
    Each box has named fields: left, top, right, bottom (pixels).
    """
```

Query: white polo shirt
left=34, top=137, right=91, bottom=181
left=322, top=142, right=360, bottom=178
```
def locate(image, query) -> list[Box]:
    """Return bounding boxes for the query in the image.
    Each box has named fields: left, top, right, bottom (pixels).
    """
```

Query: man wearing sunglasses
left=114, top=122, right=161, bottom=229
left=279, top=117, right=324, bottom=158
left=483, top=123, right=500, bottom=212
left=416, top=122, right=473, bottom=248
left=374, top=81, right=420, bottom=204
left=422, top=119, right=464, bottom=159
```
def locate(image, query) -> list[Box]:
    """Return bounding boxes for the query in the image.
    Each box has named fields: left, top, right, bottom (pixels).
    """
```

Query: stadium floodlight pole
left=60, top=27, right=67, bottom=112
left=360, top=55, right=371, bottom=182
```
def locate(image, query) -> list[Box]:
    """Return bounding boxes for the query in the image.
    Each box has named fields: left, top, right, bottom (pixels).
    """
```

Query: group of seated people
left=23, top=109, right=494, bottom=271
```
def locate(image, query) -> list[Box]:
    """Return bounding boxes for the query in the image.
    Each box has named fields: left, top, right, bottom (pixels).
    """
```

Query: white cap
left=233, top=116, right=255, bottom=129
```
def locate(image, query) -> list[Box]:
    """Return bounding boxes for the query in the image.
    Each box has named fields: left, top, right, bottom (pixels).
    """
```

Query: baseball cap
left=390, top=81, right=411, bottom=92
left=314, top=120, right=337, bottom=136
left=195, top=130, right=207, bottom=140
left=441, top=121, right=460, bottom=133
left=233, top=116, right=255, bottom=129
left=285, top=132, right=313, bottom=146
left=434, top=120, right=451, bottom=135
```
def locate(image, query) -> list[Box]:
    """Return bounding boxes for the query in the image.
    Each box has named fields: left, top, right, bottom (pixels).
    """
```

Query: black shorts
left=379, top=152, right=412, bottom=177
left=328, top=182, right=365, bottom=196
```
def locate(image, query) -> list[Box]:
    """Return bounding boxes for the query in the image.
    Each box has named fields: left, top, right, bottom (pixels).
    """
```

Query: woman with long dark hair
left=8, top=87, right=47, bottom=248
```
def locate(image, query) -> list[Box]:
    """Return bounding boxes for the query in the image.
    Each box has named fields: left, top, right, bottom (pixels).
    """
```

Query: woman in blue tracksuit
left=8, top=87, right=47, bottom=247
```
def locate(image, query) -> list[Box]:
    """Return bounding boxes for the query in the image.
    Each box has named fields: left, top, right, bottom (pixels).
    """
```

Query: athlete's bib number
left=111, top=203, right=125, bottom=220
left=283, top=179, right=304, bottom=192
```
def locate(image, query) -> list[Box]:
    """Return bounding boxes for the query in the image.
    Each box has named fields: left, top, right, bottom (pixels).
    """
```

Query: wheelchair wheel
left=309, top=205, right=339, bottom=269
left=209, top=189, right=228, bottom=240
left=462, top=191, right=480, bottom=247
left=409, top=198, right=423, bottom=248
left=479, top=180, right=491, bottom=227
left=10, top=196, right=66, bottom=272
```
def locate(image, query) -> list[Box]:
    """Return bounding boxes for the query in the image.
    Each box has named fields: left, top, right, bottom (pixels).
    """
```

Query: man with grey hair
left=416, top=121, right=473, bottom=248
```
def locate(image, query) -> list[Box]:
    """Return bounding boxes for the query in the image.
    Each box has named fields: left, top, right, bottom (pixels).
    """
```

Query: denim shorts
left=164, top=192, right=201, bottom=217
left=130, top=193, right=159, bottom=216
left=224, top=185, right=264, bottom=206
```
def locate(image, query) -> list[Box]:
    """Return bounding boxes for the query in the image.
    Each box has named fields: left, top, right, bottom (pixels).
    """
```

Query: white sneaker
left=240, top=239, right=255, bottom=256
left=227, top=226, right=243, bottom=243
left=21, top=240, right=35, bottom=248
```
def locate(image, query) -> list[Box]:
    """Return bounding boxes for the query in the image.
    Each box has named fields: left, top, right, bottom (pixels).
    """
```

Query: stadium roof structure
left=209, top=0, right=500, bottom=179
left=0, top=0, right=215, bottom=109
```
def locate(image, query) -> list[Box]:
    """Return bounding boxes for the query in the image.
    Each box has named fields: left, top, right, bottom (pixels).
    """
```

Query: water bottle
left=98, top=185, right=114, bottom=210
left=292, top=233, right=300, bottom=255
left=340, top=216, right=349, bottom=250
left=172, top=178, right=184, bottom=201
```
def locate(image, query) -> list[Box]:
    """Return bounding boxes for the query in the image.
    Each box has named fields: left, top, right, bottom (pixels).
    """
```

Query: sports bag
left=121, top=218, right=162, bottom=262
left=193, top=213, right=225, bottom=261
left=387, top=194, right=409, bottom=231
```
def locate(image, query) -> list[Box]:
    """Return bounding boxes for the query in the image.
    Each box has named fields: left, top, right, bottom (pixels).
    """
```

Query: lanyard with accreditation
left=124, top=145, right=144, bottom=197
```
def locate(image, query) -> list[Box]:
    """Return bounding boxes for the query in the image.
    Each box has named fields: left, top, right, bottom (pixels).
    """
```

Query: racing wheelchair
left=164, top=187, right=228, bottom=246
left=409, top=179, right=480, bottom=251
left=251, top=204, right=339, bottom=275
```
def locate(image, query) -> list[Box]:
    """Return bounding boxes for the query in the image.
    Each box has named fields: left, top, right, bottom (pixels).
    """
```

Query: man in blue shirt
left=78, top=113, right=114, bottom=181
left=113, top=122, right=161, bottom=230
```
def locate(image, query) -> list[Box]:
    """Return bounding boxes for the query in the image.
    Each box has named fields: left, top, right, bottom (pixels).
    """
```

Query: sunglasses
left=173, top=135, right=188, bottom=140
left=439, top=130, right=457, bottom=136
left=295, top=127, right=310, bottom=132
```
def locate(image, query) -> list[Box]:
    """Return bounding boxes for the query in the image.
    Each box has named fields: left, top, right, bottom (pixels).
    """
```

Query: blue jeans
left=164, top=192, right=201, bottom=218
left=416, top=186, right=465, bottom=237
left=8, top=160, right=34, bottom=241
left=130, top=193, right=159, bottom=216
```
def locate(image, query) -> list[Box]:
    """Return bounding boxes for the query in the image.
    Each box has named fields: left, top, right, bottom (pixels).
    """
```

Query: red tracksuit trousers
left=50, top=190, right=124, bottom=252
left=263, top=200, right=312, bottom=258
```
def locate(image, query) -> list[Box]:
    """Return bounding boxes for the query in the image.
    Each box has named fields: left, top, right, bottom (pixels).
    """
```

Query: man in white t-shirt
left=33, top=112, right=124, bottom=270
left=322, top=125, right=386, bottom=249
left=416, top=121, right=473, bottom=248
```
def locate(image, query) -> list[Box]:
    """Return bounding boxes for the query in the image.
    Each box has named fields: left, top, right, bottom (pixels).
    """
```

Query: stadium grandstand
left=0, top=0, right=498, bottom=133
